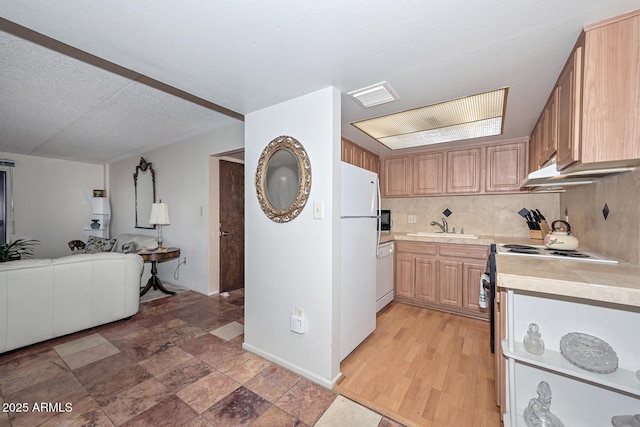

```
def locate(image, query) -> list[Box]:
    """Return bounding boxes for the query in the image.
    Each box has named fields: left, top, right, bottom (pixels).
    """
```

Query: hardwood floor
left=335, top=302, right=502, bottom=427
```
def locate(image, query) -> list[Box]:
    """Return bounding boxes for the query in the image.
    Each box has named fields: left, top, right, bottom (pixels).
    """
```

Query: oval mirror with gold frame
left=255, top=135, right=311, bottom=223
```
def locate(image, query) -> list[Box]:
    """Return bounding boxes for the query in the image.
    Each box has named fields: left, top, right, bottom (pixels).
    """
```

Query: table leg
left=139, top=261, right=177, bottom=296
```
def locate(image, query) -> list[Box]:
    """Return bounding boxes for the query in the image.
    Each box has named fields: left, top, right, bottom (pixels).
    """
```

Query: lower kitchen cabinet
left=394, top=241, right=489, bottom=320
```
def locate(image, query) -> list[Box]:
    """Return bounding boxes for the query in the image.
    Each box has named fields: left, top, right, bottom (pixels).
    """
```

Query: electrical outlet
left=408, top=215, right=417, bottom=224
left=295, top=307, right=304, bottom=317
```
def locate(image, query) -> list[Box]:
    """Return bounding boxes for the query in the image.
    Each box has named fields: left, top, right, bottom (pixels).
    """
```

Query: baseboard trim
left=242, top=342, right=342, bottom=389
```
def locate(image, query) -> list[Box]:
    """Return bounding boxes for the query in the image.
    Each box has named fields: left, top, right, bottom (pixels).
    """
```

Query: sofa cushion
left=84, top=236, right=117, bottom=253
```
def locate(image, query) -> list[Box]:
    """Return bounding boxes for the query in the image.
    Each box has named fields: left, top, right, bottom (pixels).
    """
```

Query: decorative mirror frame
left=133, top=157, right=156, bottom=229
left=255, top=135, right=312, bottom=223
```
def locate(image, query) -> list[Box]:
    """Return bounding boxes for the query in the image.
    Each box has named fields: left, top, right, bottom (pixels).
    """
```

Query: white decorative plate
left=559, top=332, right=618, bottom=374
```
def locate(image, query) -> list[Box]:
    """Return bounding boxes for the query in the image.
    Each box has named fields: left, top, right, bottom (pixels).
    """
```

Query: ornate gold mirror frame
left=134, top=157, right=156, bottom=229
left=255, top=135, right=311, bottom=223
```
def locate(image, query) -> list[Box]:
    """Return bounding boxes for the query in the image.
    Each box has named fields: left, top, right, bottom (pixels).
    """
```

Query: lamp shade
left=149, top=202, right=170, bottom=225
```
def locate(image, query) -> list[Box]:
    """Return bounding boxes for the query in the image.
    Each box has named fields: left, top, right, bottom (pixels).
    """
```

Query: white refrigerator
left=340, top=162, right=379, bottom=361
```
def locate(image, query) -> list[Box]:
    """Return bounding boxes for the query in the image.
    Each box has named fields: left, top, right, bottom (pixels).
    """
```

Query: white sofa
left=0, top=252, right=143, bottom=354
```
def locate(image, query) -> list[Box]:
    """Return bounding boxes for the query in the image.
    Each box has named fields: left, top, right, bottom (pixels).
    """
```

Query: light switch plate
left=313, top=201, right=324, bottom=219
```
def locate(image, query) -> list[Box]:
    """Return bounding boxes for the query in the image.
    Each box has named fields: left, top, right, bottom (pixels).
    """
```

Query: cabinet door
left=363, top=151, right=380, bottom=174
left=415, top=256, right=437, bottom=303
left=556, top=43, right=583, bottom=170
left=394, top=254, right=414, bottom=298
left=446, top=148, right=481, bottom=193
left=529, top=121, right=542, bottom=172
left=581, top=15, right=640, bottom=164
left=341, top=139, right=356, bottom=165
left=382, top=156, right=411, bottom=196
left=540, top=89, right=558, bottom=165
left=485, top=141, right=527, bottom=192
left=412, top=152, right=443, bottom=195
left=437, top=260, right=462, bottom=307
left=461, top=262, right=488, bottom=315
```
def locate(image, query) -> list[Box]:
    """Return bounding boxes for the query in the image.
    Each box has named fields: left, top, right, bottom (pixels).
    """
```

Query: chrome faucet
left=430, top=218, right=448, bottom=233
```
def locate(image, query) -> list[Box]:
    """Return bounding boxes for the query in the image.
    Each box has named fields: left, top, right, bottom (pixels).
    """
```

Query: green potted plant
left=0, top=239, right=40, bottom=262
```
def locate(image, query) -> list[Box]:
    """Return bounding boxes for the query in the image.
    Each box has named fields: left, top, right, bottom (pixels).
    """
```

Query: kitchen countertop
left=380, top=231, right=640, bottom=308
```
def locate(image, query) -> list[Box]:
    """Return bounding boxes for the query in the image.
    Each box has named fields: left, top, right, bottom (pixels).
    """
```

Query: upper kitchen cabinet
left=341, top=138, right=380, bottom=174
left=485, top=140, right=527, bottom=192
left=446, top=147, right=482, bottom=193
left=556, top=40, right=583, bottom=170
left=578, top=11, right=640, bottom=168
left=537, top=10, right=640, bottom=172
left=412, top=152, right=444, bottom=195
left=380, top=139, right=528, bottom=197
left=381, top=156, right=412, bottom=196
left=529, top=88, right=558, bottom=170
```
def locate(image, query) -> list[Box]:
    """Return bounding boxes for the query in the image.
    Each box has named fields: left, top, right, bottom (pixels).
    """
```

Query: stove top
left=496, top=244, right=618, bottom=264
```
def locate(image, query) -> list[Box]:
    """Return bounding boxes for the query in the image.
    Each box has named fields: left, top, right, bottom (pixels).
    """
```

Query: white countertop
left=382, top=231, right=640, bottom=308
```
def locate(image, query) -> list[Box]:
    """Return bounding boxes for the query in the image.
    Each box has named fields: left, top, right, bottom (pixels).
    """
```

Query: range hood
left=521, top=161, right=635, bottom=190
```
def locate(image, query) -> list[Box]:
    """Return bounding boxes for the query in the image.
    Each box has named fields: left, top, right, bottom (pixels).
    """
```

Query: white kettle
left=544, top=220, right=580, bottom=250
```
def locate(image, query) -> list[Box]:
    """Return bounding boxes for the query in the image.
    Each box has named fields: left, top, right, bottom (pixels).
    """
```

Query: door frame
left=208, top=150, right=244, bottom=295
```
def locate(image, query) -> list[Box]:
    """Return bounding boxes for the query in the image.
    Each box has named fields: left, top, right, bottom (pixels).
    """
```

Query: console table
left=138, top=247, right=181, bottom=297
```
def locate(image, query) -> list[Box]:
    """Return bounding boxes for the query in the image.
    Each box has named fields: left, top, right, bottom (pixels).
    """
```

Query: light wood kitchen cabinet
left=485, top=140, right=527, bottom=192
left=381, top=156, right=412, bottom=196
left=556, top=41, right=583, bottom=170
left=341, top=138, right=380, bottom=174
left=462, top=262, right=488, bottom=314
left=533, top=10, right=640, bottom=173
left=394, top=241, right=489, bottom=320
left=540, top=88, right=558, bottom=164
left=528, top=88, right=558, bottom=170
left=445, top=147, right=482, bottom=193
left=579, top=12, right=640, bottom=167
left=412, top=152, right=444, bottom=195
left=437, top=260, right=463, bottom=307
left=415, top=257, right=437, bottom=303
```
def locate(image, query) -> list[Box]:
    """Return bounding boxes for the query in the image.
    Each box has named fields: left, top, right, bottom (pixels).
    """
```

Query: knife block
left=529, top=230, right=545, bottom=240
left=529, top=221, right=551, bottom=240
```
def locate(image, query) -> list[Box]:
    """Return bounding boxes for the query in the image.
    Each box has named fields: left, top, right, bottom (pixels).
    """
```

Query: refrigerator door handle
left=376, top=178, right=381, bottom=255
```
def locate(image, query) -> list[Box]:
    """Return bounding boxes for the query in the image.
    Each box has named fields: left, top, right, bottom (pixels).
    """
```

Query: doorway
left=219, top=160, right=245, bottom=292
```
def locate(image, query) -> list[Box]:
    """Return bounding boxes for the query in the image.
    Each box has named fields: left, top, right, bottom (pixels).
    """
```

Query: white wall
left=0, top=152, right=105, bottom=258
left=243, top=87, right=341, bottom=388
left=109, top=123, right=244, bottom=294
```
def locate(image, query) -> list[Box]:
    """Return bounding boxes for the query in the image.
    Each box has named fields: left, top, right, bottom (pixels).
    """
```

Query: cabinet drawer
left=438, top=244, right=489, bottom=260
left=395, top=241, right=437, bottom=255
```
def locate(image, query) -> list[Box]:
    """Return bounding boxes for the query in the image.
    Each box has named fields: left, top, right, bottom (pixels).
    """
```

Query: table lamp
left=149, top=200, right=170, bottom=249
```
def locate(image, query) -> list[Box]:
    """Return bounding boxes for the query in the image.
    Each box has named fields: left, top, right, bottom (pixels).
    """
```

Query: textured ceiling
left=1, top=1, right=639, bottom=163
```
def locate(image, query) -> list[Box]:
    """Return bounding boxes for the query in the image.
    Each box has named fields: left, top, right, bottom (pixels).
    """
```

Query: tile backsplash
left=560, top=168, right=640, bottom=265
left=382, top=193, right=559, bottom=238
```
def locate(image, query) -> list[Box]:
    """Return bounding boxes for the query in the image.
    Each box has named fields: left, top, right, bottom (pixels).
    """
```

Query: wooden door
left=462, top=262, right=488, bottom=316
left=412, top=152, right=444, bottom=195
left=219, top=160, right=245, bottom=292
left=445, top=148, right=481, bottom=193
left=485, top=141, right=527, bottom=193
left=437, top=260, right=463, bottom=307
left=556, top=43, right=583, bottom=170
left=394, top=254, right=414, bottom=299
left=381, top=156, right=411, bottom=196
left=415, top=256, right=437, bottom=302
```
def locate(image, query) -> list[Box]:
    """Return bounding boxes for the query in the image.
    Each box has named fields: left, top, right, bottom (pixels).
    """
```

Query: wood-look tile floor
left=335, top=302, right=502, bottom=427
left=0, top=290, right=402, bottom=427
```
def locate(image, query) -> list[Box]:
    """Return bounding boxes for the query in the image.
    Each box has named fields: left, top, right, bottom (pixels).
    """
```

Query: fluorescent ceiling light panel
left=348, top=82, right=399, bottom=108
left=352, top=88, right=508, bottom=149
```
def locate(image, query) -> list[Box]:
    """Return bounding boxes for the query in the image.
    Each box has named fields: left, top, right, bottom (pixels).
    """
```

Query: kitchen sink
left=405, top=232, right=478, bottom=239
